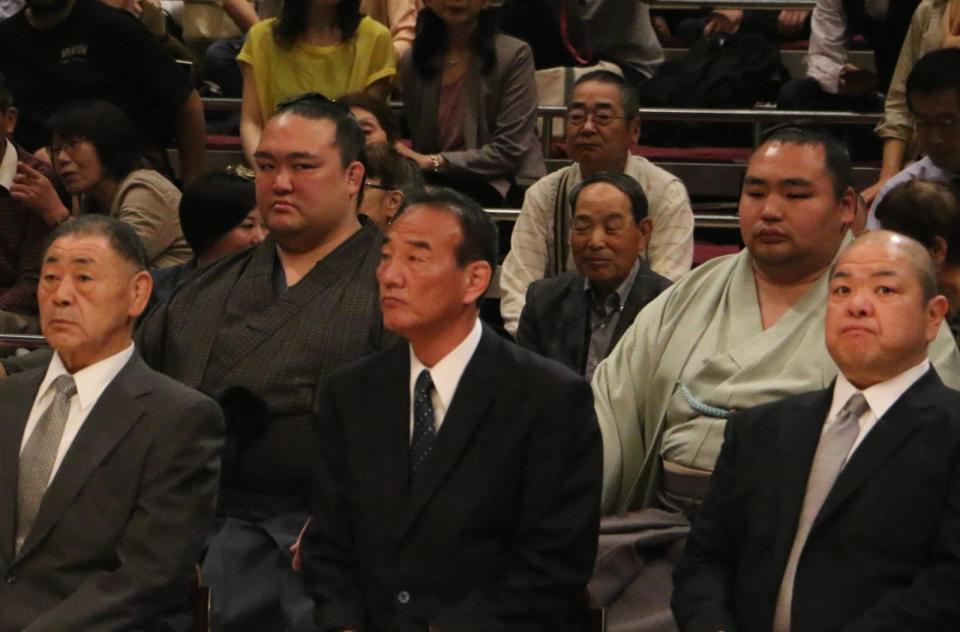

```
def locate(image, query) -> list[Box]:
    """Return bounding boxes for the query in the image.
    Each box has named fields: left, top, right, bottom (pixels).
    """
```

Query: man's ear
left=931, top=236, right=948, bottom=266
left=636, top=217, right=653, bottom=252
left=346, top=162, right=365, bottom=196
left=463, top=260, right=493, bottom=306
left=629, top=116, right=641, bottom=144
left=128, top=270, right=153, bottom=319
left=925, top=294, right=950, bottom=342
left=838, top=186, right=857, bottom=232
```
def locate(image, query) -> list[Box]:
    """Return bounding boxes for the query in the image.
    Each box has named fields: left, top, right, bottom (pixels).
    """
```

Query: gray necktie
left=773, top=392, right=870, bottom=632
left=16, top=374, right=77, bottom=556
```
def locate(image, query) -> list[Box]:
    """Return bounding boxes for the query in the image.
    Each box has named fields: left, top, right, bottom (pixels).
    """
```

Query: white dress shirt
left=408, top=318, right=483, bottom=439
left=0, top=139, right=17, bottom=192
left=19, top=343, right=136, bottom=488
left=807, top=0, right=889, bottom=93
left=826, top=358, right=930, bottom=460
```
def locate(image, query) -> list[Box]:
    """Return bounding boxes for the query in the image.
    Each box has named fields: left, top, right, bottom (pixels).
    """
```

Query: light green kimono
left=593, top=242, right=960, bottom=515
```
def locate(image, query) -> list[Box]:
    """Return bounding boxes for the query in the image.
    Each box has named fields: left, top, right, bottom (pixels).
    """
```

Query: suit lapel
left=374, top=344, right=413, bottom=541
left=811, top=370, right=937, bottom=532
left=397, top=327, right=499, bottom=542
left=0, top=369, right=46, bottom=565
left=558, top=280, right=589, bottom=373
left=772, top=388, right=833, bottom=574
left=15, top=355, right=151, bottom=562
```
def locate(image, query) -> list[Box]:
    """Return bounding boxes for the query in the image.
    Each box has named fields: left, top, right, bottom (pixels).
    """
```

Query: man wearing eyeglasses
left=499, top=70, right=693, bottom=337
left=867, top=49, right=960, bottom=227
left=592, top=126, right=960, bottom=517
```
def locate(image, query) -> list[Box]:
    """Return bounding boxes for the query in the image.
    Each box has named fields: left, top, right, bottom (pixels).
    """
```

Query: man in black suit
left=0, top=215, right=223, bottom=630
left=517, top=171, right=671, bottom=380
left=672, top=230, right=960, bottom=631
left=301, top=188, right=603, bottom=631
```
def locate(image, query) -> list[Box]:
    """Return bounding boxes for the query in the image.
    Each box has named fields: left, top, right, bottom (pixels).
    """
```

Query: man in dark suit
left=517, top=171, right=671, bottom=380
left=301, top=188, right=603, bottom=631
left=672, top=230, right=960, bottom=631
left=0, top=215, right=223, bottom=631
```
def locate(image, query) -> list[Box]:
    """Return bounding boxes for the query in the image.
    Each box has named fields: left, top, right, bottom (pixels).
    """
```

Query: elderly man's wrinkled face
left=570, top=182, right=650, bottom=295
left=826, top=234, right=947, bottom=389
left=566, top=81, right=640, bottom=175
left=39, top=234, right=151, bottom=372
left=377, top=205, right=489, bottom=341
left=739, top=141, right=855, bottom=280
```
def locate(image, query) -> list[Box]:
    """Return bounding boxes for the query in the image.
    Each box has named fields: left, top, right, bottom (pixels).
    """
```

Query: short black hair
left=395, top=187, right=498, bottom=273
left=570, top=171, right=649, bottom=224
left=572, top=70, right=640, bottom=121
left=179, top=171, right=257, bottom=255
left=274, top=92, right=367, bottom=170
left=44, top=215, right=149, bottom=272
left=47, top=100, right=143, bottom=181
left=876, top=179, right=960, bottom=266
left=365, top=143, right=425, bottom=193
left=0, top=73, right=13, bottom=111
left=757, top=126, right=852, bottom=198
left=337, top=92, right=399, bottom=144
left=906, top=48, right=960, bottom=108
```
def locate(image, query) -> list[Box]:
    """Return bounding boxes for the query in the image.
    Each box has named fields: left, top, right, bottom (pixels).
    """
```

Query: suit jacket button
left=5, top=575, right=14, bottom=584
left=397, top=590, right=410, bottom=604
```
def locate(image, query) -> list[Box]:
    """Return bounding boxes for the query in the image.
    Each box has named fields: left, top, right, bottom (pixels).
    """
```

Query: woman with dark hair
left=397, top=0, right=545, bottom=207
left=17, top=100, right=191, bottom=269
left=238, top=0, right=397, bottom=163
left=338, top=91, right=399, bottom=145
left=150, top=170, right=266, bottom=307
left=875, top=178, right=960, bottom=339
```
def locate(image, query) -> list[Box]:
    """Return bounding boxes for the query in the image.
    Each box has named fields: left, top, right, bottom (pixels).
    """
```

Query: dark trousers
left=777, top=77, right=883, bottom=158
left=204, top=36, right=246, bottom=98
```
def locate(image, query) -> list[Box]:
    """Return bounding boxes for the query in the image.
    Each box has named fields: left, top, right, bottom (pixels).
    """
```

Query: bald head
left=837, top=231, right=939, bottom=302
left=826, top=230, right=948, bottom=388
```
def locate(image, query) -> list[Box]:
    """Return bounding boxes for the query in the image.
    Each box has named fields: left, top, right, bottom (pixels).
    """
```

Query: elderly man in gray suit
left=0, top=215, right=224, bottom=631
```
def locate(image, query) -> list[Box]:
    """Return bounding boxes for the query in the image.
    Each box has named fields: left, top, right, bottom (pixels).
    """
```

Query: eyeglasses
left=566, top=109, right=627, bottom=127
left=913, top=117, right=960, bottom=132
left=365, top=183, right=394, bottom=192
left=50, top=138, right=88, bottom=157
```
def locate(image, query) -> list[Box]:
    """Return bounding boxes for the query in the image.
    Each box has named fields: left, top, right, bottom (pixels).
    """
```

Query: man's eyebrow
left=406, top=239, right=432, bottom=251
left=870, top=270, right=899, bottom=279
left=743, top=176, right=767, bottom=186
left=781, top=178, right=813, bottom=187
left=831, top=270, right=850, bottom=280
left=43, top=255, right=94, bottom=265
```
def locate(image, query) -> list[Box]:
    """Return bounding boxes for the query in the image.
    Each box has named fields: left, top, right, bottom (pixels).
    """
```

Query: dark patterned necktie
left=410, top=369, right=436, bottom=490
left=16, top=374, right=78, bottom=556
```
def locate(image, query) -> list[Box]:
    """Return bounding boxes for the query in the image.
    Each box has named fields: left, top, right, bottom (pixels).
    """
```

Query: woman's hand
left=10, top=161, right=71, bottom=226
left=395, top=142, right=441, bottom=172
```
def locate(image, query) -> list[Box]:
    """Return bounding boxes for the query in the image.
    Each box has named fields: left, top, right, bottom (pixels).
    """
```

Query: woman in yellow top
left=237, top=0, right=397, bottom=163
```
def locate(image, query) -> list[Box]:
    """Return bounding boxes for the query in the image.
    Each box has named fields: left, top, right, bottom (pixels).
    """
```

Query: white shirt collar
left=0, top=141, right=17, bottom=192
left=831, top=358, right=931, bottom=423
left=409, top=318, right=483, bottom=414
left=38, top=342, right=137, bottom=412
